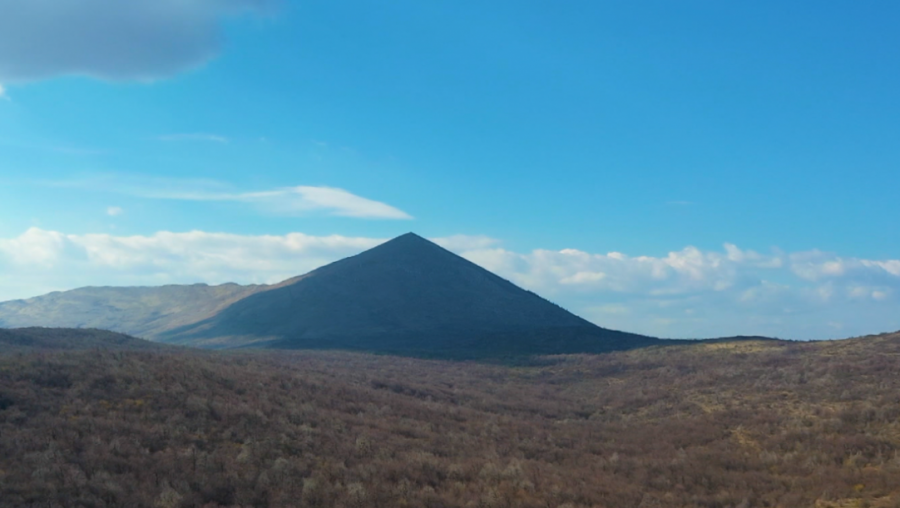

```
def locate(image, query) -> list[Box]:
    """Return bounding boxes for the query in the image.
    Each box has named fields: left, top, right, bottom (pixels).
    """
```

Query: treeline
left=1, top=331, right=900, bottom=507
left=0, top=327, right=167, bottom=352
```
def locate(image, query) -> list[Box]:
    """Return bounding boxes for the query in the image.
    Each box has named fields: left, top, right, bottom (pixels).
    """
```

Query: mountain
left=0, top=283, right=270, bottom=337
left=160, top=233, right=658, bottom=358
left=0, top=233, right=659, bottom=359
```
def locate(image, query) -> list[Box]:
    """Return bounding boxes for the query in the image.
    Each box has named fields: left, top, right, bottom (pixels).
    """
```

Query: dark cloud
left=0, top=0, right=272, bottom=82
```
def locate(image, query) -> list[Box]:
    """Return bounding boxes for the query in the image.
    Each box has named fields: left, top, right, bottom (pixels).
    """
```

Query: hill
left=160, top=233, right=658, bottom=358
left=0, top=327, right=169, bottom=353
left=1, top=328, right=899, bottom=507
left=0, top=233, right=659, bottom=359
left=0, top=283, right=268, bottom=338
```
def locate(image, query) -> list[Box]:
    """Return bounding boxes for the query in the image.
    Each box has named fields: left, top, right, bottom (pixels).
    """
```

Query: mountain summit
left=0, top=233, right=658, bottom=359
left=160, top=233, right=657, bottom=358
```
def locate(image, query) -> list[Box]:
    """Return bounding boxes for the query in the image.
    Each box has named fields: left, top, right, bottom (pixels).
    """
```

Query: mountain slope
left=161, top=233, right=658, bottom=357
left=0, top=233, right=659, bottom=358
left=0, top=283, right=269, bottom=338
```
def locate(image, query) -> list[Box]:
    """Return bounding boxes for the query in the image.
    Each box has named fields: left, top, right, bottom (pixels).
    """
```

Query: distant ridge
left=160, top=233, right=659, bottom=358
left=0, top=283, right=269, bottom=337
left=0, top=327, right=169, bottom=353
left=0, top=233, right=660, bottom=359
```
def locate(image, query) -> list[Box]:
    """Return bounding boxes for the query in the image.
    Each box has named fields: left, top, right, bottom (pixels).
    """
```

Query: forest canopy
left=1, top=329, right=899, bottom=507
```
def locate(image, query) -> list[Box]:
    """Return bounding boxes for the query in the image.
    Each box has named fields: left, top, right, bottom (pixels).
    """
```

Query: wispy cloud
left=1, top=228, right=899, bottom=340
left=158, top=133, right=229, bottom=143
left=106, top=206, right=124, bottom=217
left=44, top=174, right=413, bottom=220
left=0, top=84, right=8, bottom=100
left=230, top=186, right=413, bottom=219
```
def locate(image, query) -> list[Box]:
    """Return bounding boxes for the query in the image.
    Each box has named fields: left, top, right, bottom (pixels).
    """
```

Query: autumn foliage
left=1, top=328, right=900, bottom=507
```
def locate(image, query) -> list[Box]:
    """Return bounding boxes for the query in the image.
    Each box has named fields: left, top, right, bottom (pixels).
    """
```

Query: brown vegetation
left=0, top=327, right=169, bottom=352
left=2, top=331, right=900, bottom=507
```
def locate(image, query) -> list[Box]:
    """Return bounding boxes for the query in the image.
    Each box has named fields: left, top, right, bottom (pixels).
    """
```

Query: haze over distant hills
left=0, top=233, right=658, bottom=359
left=0, top=282, right=271, bottom=338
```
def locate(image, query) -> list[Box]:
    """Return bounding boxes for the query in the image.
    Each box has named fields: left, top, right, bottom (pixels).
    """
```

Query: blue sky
left=1, top=1, right=900, bottom=339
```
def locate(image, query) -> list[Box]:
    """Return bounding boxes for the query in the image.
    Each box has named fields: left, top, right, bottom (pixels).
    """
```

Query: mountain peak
left=395, top=232, right=426, bottom=240
left=0, top=229, right=658, bottom=359
left=376, top=232, right=434, bottom=249
left=345, top=232, right=451, bottom=266
left=159, top=232, right=658, bottom=357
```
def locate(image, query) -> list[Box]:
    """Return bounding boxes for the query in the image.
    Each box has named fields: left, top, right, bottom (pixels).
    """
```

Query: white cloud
left=430, top=235, right=500, bottom=251
left=0, top=0, right=274, bottom=83
left=242, top=187, right=413, bottom=219
left=451, top=243, right=900, bottom=339
left=43, top=175, right=413, bottom=220
left=1, top=228, right=899, bottom=340
left=463, top=245, right=767, bottom=296
left=158, top=133, right=229, bottom=143
left=591, top=303, right=630, bottom=315
left=0, top=228, right=70, bottom=267
left=0, top=228, right=383, bottom=299
left=107, top=206, right=124, bottom=217
left=561, top=272, right=607, bottom=285
left=790, top=252, right=900, bottom=284
left=0, top=84, right=8, bottom=100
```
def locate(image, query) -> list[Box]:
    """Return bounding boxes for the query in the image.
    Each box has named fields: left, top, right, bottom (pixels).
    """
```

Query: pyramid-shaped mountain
left=161, top=233, right=658, bottom=359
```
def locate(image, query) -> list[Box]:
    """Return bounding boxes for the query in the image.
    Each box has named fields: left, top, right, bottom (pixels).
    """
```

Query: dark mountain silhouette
left=160, top=233, right=659, bottom=358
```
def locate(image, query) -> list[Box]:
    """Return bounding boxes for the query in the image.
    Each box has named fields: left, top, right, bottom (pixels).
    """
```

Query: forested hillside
left=0, top=327, right=168, bottom=352
left=1, top=330, right=900, bottom=507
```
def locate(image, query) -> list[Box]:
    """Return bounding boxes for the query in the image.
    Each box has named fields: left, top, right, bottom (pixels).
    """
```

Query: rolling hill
left=0, top=327, right=169, bottom=353
left=0, top=283, right=269, bottom=338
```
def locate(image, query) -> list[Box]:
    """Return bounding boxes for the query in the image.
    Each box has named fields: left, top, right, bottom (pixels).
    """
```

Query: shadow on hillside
left=158, top=319, right=783, bottom=364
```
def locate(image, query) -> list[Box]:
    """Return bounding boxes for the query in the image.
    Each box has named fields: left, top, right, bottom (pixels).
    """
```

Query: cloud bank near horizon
left=0, top=0, right=273, bottom=83
left=1, top=228, right=898, bottom=340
